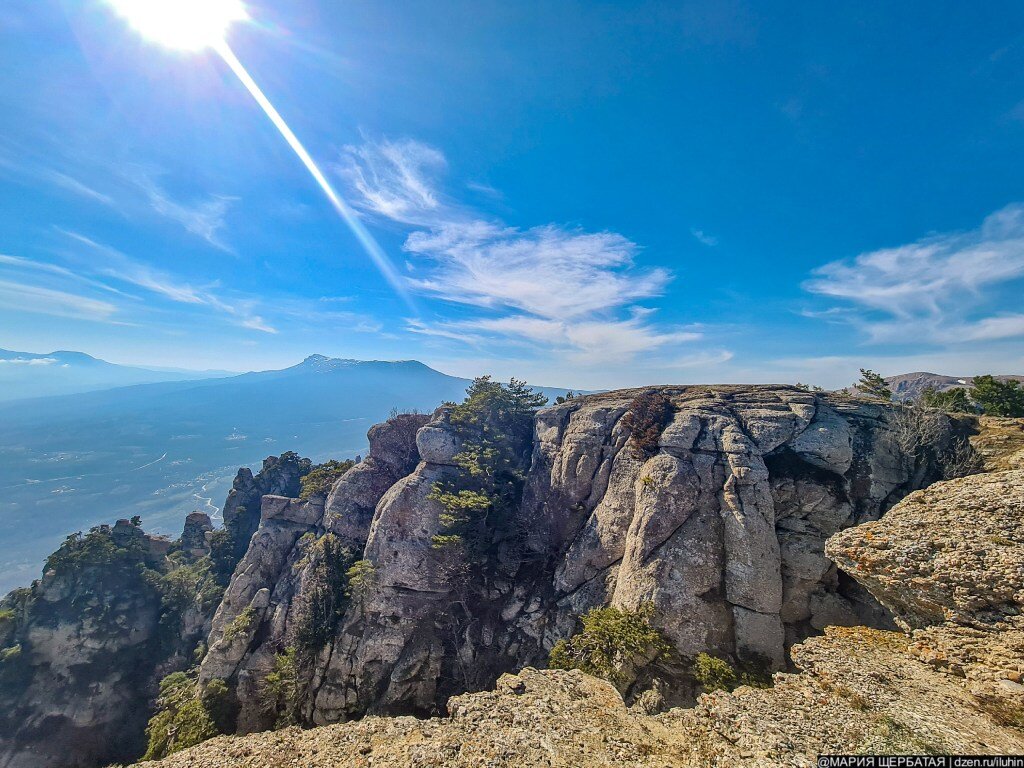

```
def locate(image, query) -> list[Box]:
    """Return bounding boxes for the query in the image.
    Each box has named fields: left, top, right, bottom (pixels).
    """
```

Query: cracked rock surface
left=200, top=387, right=957, bottom=724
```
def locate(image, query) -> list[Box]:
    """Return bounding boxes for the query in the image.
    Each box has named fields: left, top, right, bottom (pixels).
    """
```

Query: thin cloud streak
left=342, top=137, right=710, bottom=366
left=804, top=203, right=1024, bottom=345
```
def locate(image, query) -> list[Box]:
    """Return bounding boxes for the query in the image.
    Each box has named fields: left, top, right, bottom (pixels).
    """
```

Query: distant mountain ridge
left=0, top=347, right=233, bottom=402
left=880, top=372, right=1024, bottom=401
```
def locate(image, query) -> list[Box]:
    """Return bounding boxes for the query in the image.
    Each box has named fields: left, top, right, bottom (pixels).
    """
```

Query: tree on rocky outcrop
left=920, top=386, right=975, bottom=413
left=969, top=375, right=1024, bottom=417
left=430, top=376, right=548, bottom=565
left=855, top=369, right=892, bottom=400
left=621, top=391, right=675, bottom=455
left=548, top=605, right=672, bottom=693
left=299, top=459, right=357, bottom=500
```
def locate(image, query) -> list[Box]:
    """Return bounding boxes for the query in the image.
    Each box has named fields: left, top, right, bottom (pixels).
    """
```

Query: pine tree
left=855, top=369, right=892, bottom=401
left=969, top=375, right=1024, bottom=417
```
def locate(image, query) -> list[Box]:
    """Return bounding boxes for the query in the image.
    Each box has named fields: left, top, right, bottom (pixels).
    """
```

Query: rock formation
left=0, top=521, right=174, bottom=768
left=220, top=452, right=313, bottom=565
left=198, top=387, right=962, bottom=729
left=0, top=453, right=318, bottom=768
left=141, top=433, right=1024, bottom=768
left=1, top=386, right=1002, bottom=768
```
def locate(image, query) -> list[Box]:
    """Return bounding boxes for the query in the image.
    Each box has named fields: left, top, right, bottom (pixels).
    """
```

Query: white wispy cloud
left=0, top=357, right=58, bottom=366
left=691, top=228, right=719, bottom=246
left=804, top=203, right=1024, bottom=344
left=342, top=139, right=447, bottom=224
left=341, top=138, right=705, bottom=366
left=41, top=170, right=115, bottom=207
left=0, top=278, right=119, bottom=322
left=128, top=169, right=236, bottom=251
left=57, top=231, right=276, bottom=333
left=0, top=145, right=115, bottom=208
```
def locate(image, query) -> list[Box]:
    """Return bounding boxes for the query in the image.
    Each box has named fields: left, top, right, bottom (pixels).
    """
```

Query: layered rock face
left=200, top=387, right=960, bottom=726
left=0, top=521, right=174, bottom=768
left=199, top=414, right=430, bottom=730
left=143, top=429, right=1024, bottom=768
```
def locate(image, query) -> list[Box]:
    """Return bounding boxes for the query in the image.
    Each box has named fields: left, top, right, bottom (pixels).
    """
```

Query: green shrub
left=692, top=653, right=737, bottom=693
left=0, top=644, right=21, bottom=664
left=222, top=606, right=257, bottom=643
left=621, top=391, right=674, bottom=455
left=692, top=652, right=773, bottom=694
left=429, top=377, right=546, bottom=563
left=291, top=535, right=354, bottom=652
left=345, top=559, right=378, bottom=605
left=143, top=672, right=222, bottom=759
left=207, top=528, right=236, bottom=582
left=200, top=678, right=238, bottom=734
left=855, top=369, right=892, bottom=401
left=920, top=386, right=975, bottom=413
left=548, top=604, right=671, bottom=686
left=152, top=557, right=224, bottom=648
left=260, top=647, right=300, bottom=728
left=299, top=459, right=356, bottom=500
left=969, top=375, right=1024, bottom=417
left=44, top=526, right=153, bottom=582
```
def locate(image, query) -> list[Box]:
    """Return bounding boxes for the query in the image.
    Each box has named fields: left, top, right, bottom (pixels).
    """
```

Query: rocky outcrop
left=200, top=387, right=963, bottom=727
left=1, top=386, right=994, bottom=768
left=0, top=521, right=174, bottom=768
left=198, top=414, right=430, bottom=730
left=220, top=452, right=313, bottom=563
left=827, top=469, right=1024, bottom=630
left=181, top=513, right=214, bottom=559
left=140, top=434, right=1024, bottom=768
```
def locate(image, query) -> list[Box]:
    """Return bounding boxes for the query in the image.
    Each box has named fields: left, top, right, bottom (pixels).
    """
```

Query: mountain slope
left=866, top=371, right=1024, bottom=401
left=0, top=356, right=574, bottom=593
left=0, top=348, right=231, bottom=402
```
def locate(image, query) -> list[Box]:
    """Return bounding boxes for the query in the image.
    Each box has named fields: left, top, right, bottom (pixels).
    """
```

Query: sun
left=105, top=0, right=248, bottom=52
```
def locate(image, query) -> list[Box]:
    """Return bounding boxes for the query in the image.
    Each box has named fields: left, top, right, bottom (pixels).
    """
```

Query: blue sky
left=2, top=0, right=1024, bottom=390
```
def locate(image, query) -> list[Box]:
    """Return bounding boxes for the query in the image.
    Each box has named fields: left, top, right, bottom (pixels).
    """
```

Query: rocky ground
left=141, top=454, right=1024, bottom=768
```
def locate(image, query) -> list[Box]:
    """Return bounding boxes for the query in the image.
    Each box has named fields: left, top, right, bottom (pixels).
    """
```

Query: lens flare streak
left=214, top=41, right=410, bottom=304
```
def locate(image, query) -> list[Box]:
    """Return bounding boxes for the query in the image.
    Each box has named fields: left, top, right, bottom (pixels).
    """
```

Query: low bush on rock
left=299, top=459, right=357, bottom=500
left=143, top=672, right=232, bottom=759
left=622, top=391, right=674, bottom=455
left=260, top=647, right=301, bottom=728
left=548, top=605, right=672, bottom=688
left=222, top=605, right=257, bottom=643
left=691, top=652, right=772, bottom=694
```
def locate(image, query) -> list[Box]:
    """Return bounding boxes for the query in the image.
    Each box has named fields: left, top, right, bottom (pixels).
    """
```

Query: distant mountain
left=0, top=355, right=575, bottom=592
left=0, top=348, right=233, bottom=402
left=882, top=372, right=1024, bottom=401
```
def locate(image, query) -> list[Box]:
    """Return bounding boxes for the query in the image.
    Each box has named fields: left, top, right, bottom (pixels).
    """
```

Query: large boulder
left=826, top=469, right=1024, bottom=630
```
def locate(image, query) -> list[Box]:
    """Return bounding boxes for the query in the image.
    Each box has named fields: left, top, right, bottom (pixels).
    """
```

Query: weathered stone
left=827, top=468, right=1024, bottom=630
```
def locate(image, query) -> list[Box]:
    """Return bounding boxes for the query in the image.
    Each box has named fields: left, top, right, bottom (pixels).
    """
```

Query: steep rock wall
left=202, top=387, right=961, bottom=724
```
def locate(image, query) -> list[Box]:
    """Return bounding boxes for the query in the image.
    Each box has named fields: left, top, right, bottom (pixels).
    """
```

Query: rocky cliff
left=141, top=456, right=1024, bottom=767
left=0, top=451, right=315, bottom=768
left=197, top=386, right=964, bottom=731
left=0, top=520, right=178, bottom=768
left=0, top=385, right=987, bottom=767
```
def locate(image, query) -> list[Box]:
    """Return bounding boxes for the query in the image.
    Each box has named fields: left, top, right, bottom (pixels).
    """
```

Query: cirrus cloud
left=341, top=138, right=708, bottom=367
left=804, top=203, right=1024, bottom=345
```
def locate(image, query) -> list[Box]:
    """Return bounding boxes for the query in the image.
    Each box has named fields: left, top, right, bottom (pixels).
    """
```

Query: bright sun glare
left=105, top=0, right=248, bottom=51
left=103, top=0, right=412, bottom=305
